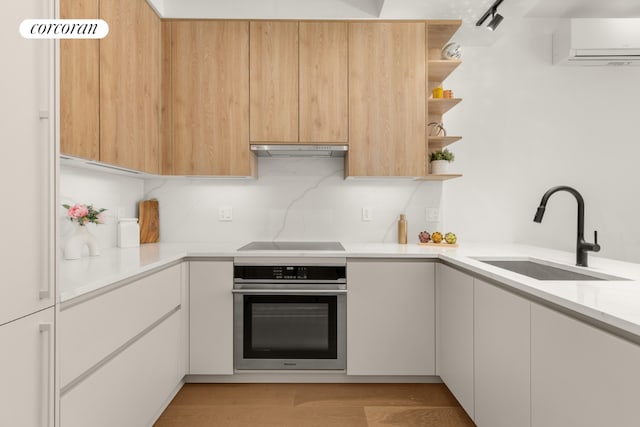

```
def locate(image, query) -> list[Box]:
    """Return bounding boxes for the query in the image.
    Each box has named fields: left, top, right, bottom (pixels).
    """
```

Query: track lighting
left=487, top=13, right=504, bottom=31
left=476, top=0, right=505, bottom=31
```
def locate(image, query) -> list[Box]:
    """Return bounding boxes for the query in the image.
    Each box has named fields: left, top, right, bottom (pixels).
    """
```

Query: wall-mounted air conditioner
left=553, top=18, right=640, bottom=66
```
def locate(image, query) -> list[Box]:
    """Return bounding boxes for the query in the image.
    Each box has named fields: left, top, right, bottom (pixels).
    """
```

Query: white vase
left=431, top=160, right=449, bottom=175
left=63, top=225, right=100, bottom=260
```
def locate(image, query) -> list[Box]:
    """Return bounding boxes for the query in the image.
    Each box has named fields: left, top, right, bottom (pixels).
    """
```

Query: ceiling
left=526, top=0, right=640, bottom=18
left=149, top=0, right=640, bottom=45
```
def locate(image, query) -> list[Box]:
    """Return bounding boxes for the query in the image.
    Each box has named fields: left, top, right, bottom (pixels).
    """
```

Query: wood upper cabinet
left=348, top=22, right=426, bottom=177
left=99, top=0, right=161, bottom=173
left=299, top=22, right=348, bottom=143
left=60, top=0, right=99, bottom=160
left=250, top=21, right=298, bottom=143
left=170, top=21, right=254, bottom=176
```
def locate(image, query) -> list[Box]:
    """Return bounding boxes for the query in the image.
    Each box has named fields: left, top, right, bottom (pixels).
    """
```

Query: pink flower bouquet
left=63, top=203, right=107, bottom=226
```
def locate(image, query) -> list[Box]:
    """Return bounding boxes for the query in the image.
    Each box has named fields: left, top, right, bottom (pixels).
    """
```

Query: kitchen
left=2, top=0, right=640, bottom=426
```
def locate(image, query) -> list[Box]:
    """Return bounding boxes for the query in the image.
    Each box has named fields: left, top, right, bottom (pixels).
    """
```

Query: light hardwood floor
left=154, top=383, right=476, bottom=427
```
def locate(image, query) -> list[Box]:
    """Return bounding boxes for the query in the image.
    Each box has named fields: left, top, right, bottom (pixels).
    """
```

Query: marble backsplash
left=60, top=158, right=448, bottom=249
left=143, top=157, right=447, bottom=245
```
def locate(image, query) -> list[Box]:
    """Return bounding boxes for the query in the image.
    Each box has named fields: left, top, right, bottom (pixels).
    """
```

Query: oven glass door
left=242, top=294, right=337, bottom=360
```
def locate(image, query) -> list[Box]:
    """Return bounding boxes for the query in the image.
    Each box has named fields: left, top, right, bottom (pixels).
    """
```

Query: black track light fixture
left=476, top=0, right=505, bottom=31
left=487, top=13, right=504, bottom=31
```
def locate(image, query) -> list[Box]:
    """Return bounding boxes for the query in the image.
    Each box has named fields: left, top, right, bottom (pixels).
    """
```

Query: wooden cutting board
left=138, top=199, right=159, bottom=244
left=418, top=242, right=459, bottom=248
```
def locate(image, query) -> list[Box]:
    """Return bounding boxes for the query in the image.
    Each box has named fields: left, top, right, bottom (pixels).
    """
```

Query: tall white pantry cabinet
left=0, top=1, right=56, bottom=427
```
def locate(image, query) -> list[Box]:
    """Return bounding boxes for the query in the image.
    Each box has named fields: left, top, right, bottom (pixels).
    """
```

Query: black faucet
left=533, top=186, right=600, bottom=267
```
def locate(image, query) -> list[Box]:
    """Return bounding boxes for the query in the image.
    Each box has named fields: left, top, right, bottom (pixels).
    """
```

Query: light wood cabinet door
left=531, top=304, right=640, bottom=427
left=60, top=0, right=99, bottom=160
left=348, top=22, right=426, bottom=177
left=474, top=279, right=530, bottom=427
left=171, top=20, right=254, bottom=176
left=435, top=264, right=474, bottom=419
left=250, top=21, right=298, bottom=143
left=347, top=260, right=435, bottom=375
left=99, top=0, right=161, bottom=173
left=299, top=22, right=348, bottom=143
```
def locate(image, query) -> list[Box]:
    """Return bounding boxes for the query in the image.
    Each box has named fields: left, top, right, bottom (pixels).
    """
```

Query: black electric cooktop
left=237, top=241, right=345, bottom=251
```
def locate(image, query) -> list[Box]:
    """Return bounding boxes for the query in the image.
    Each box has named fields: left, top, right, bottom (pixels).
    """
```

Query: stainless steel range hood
left=250, top=144, right=348, bottom=157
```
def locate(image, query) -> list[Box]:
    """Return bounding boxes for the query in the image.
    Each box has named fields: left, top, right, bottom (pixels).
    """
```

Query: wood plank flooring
left=154, top=383, right=476, bottom=427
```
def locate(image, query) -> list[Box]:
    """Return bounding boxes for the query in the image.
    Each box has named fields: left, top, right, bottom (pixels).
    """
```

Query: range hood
left=250, top=144, right=348, bottom=157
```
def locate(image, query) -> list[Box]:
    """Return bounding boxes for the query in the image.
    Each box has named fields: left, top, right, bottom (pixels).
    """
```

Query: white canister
left=117, top=218, right=140, bottom=248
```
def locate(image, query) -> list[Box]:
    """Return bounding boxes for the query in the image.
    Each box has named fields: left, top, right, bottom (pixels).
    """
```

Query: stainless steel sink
left=475, top=258, right=628, bottom=281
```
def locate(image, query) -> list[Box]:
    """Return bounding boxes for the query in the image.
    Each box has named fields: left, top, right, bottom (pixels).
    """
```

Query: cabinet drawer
left=59, top=264, right=181, bottom=387
left=61, top=310, right=182, bottom=427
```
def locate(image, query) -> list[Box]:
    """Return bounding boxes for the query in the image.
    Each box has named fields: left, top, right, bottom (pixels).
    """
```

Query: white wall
left=444, top=18, right=640, bottom=263
left=144, top=158, right=445, bottom=245
left=59, top=166, right=145, bottom=252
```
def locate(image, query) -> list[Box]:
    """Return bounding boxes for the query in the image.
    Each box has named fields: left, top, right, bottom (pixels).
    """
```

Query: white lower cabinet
left=0, top=308, right=54, bottom=427
left=60, top=310, right=182, bottom=427
left=347, top=259, right=435, bottom=375
left=59, top=264, right=187, bottom=427
left=189, top=260, right=234, bottom=375
left=59, top=264, right=182, bottom=388
left=531, top=303, right=640, bottom=427
left=474, top=279, right=530, bottom=427
left=435, top=264, right=474, bottom=417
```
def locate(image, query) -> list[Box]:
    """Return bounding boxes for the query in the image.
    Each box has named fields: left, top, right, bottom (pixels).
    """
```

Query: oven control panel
left=275, top=266, right=306, bottom=280
left=234, top=265, right=346, bottom=282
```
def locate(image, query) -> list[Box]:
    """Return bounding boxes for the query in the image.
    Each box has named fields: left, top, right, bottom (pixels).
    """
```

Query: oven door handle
left=232, top=289, right=347, bottom=295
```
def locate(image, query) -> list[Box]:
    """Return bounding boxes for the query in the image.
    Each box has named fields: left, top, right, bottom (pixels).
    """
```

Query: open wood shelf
left=428, top=136, right=462, bottom=150
left=427, top=20, right=462, bottom=49
left=418, top=173, right=462, bottom=181
left=428, top=98, right=461, bottom=115
left=428, top=60, right=461, bottom=82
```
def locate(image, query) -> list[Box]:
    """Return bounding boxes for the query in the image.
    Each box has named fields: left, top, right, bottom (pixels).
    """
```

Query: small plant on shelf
left=429, top=148, right=455, bottom=162
left=429, top=148, right=455, bottom=174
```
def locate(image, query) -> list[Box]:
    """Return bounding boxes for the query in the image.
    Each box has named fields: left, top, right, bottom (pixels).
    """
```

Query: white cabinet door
left=347, top=259, right=435, bottom=375
left=0, top=308, right=54, bottom=427
left=59, top=264, right=182, bottom=388
left=474, top=279, right=530, bottom=427
left=179, top=262, right=189, bottom=377
left=189, top=260, right=234, bottom=374
left=0, top=0, right=55, bottom=326
left=435, top=264, right=474, bottom=418
left=61, top=310, right=182, bottom=427
left=531, top=304, right=640, bottom=427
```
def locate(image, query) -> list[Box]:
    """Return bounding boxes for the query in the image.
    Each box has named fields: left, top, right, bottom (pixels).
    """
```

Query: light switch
left=426, top=207, right=440, bottom=222
left=219, top=206, right=233, bottom=221
left=362, top=207, right=373, bottom=221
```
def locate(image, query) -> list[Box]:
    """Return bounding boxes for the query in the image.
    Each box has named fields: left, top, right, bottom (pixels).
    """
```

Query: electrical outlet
left=362, top=207, right=373, bottom=221
left=218, top=206, right=233, bottom=221
left=426, top=207, right=440, bottom=222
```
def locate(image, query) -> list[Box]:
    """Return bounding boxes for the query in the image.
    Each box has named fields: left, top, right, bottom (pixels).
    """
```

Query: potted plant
left=62, top=203, right=107, bottom=260
left=429, top=148, right=455, bottom=174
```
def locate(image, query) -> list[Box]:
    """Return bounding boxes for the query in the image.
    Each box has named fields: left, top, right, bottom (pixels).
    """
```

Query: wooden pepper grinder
left=398, top=214, right=408, bottom=244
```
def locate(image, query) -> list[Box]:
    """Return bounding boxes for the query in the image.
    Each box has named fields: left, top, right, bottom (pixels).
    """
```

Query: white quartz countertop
left=59, top=241, right=640, bottom=339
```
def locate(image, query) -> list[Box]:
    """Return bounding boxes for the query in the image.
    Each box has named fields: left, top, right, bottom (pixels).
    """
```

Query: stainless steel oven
left=233, top=258, right=346, bottom=370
